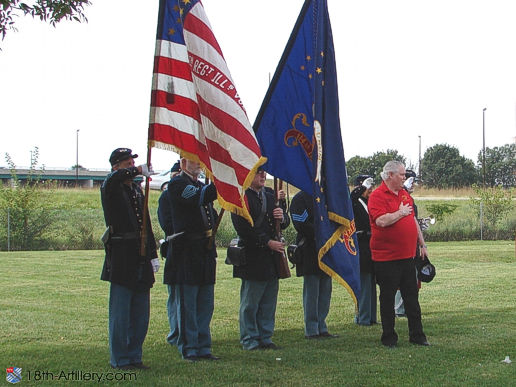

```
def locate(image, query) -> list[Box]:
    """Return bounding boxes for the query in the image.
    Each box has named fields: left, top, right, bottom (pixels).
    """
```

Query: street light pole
left=76, top=129, right=80, bottom=187
left=418, top=135, right=422, bottom=180
left=482, top=108, right=486, bottom=188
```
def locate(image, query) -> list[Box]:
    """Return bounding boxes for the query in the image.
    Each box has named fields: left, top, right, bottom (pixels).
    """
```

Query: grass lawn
left=1, top=241, right=515, bottom=386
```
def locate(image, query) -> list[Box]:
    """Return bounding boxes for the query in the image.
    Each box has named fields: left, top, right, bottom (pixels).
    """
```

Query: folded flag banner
left=254, top=0, right=360, bottom=304
left=148, top=0, right=264, bottom=225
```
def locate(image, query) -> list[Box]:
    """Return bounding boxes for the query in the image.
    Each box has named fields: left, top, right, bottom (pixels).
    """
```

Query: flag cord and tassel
left=139, top=143, right=152, bottom=257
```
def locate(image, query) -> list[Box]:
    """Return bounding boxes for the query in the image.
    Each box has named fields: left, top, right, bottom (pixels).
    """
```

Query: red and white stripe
left=149, top=1, right=262, bottom=221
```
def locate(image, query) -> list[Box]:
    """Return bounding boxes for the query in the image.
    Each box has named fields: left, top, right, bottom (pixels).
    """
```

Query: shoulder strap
left=358, top=197, right=369, bottom=214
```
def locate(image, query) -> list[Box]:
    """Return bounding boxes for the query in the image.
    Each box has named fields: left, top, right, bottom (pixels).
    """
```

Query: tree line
left=346, top=143, right=516, bottom=189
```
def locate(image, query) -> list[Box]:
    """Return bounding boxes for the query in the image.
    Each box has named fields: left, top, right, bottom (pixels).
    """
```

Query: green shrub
left=469, top=184, right=514, bottom=229
left=0, top=148, right=58, bottom=251
left=426, top=203, right=458, bottom=221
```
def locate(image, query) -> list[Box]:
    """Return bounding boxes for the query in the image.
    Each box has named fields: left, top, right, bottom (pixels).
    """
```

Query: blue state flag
left=254, top=0, right=360, bottom=304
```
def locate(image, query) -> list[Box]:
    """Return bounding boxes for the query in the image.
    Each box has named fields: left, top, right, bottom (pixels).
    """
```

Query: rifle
left=273, top=177, right=291, bottom=279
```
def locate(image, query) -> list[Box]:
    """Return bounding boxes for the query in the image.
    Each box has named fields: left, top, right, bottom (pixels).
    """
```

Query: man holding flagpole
left=147, top=0, right=267, bottom=357
left=254, top=0, right=360, bottom=307
left=231, top=167, right=289, bottom=351
left=161, top=156, right=219, bottom=361
left=100, top=148, right=158, bottom=370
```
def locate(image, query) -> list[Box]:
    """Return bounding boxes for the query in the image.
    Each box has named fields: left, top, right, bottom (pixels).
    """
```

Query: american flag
left=149, top=0, right=264, bottom=225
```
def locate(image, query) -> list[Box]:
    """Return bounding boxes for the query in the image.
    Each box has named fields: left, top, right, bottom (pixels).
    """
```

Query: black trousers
left=374, top=258, right=426, bottom=345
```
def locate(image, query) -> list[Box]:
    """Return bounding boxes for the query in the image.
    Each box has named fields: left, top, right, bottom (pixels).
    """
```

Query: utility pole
left=418, top=135, right=422, bottom=180
left=482, top=108, right=486, bottom=188
left=76, top=129, right=80, bottom=188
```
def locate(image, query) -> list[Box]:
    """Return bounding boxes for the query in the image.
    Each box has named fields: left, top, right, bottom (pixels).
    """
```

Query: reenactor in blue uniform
left=350, top=174, right=377, bottom=326
left=157, top=161, right=181, bottom=346
left=231, top=167, right=289, bottom=350
left=160, top=157, right=219, bottom=361
left=100, top=148, right=159, bottom=370
left=289, top=190, right=337, bottom=339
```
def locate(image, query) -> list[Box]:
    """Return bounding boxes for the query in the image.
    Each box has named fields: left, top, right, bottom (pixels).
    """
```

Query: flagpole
left=205, top=175, right=224, bottom=248
left=210, top=208, right=224, bottom=247
left=273, top=177, right=281, bottom=237
left=140, top=143, right=152, bottom=257
left=274, top=177, right=290, bottom=278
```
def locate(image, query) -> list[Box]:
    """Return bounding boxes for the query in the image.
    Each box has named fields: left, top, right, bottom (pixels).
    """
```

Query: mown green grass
left=1, top=241, right=514, bottom=386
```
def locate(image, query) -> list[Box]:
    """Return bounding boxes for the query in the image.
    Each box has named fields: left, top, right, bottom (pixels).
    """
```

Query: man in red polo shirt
left=368, top=160, right=429, bottom=348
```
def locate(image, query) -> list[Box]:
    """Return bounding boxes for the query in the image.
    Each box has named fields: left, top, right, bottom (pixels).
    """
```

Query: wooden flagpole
left=205, top=175, right=224, bottom=248
left=274, top=176, right=290, bottom=278
left=140, top=143, right=152, bottom=257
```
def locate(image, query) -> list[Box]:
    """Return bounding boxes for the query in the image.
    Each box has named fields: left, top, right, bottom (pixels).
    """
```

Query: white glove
left=404, top=176, right=414, bottom=190
left=151, top=258, right=160, bottom=273
left=362, top=177, right=374, bottom=189
left=140, top=164, right=157, bottom=177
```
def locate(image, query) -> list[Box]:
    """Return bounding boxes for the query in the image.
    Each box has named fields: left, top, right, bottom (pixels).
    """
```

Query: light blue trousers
left=239, top=279, right=279, bottom=350
left=108, top=283, right=150, bottom=368
left=303, top=274, right=332, bottom=336
left=355, top=272, right=378, bottom=325
left=173, top=283, right=214, bottom=358
left=166, top=285, right=178, bottom=345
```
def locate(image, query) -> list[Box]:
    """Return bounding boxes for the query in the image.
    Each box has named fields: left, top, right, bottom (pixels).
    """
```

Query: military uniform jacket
left=162, top=172, right=218, bottom=286
left=157, top=187, right=174, bottom=237
left=350, top=186, right=372, bottom=273
left=100, top=167, right=156, bottom=291
left=231, top=188, right=289, bottom=281
left=289, top=191, right=327, bottom=277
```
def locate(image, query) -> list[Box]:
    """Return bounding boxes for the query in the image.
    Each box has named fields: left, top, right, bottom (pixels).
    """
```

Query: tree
left=346, top=150, right=406, bottom=184
left=477, top=143, right=516, bottom=188
left=346, top=155, right=370, bottom=183
left=0, top=0, right=91, bottom=41
left=421, top=144, right=478, bottom=188
left=369, top=150, right=406, bottom=178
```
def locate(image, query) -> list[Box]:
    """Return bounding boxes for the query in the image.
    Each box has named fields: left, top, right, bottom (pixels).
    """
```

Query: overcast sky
left=1, top=0, right=515, bottom=172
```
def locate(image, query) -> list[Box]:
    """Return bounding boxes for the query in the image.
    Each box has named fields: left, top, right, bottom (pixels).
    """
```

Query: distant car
left=141, top=170, right=207, bottom=191
left=141, top=170, right=171, bottom=191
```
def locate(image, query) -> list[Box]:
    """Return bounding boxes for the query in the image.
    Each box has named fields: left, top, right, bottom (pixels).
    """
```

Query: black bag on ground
left=225, top=238, right=246, bottom=266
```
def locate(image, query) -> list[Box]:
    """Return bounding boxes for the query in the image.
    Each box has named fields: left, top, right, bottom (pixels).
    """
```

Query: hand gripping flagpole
left=140, top=143, right=152, bottom=257
left=274, top=177, right=291, bottom=278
